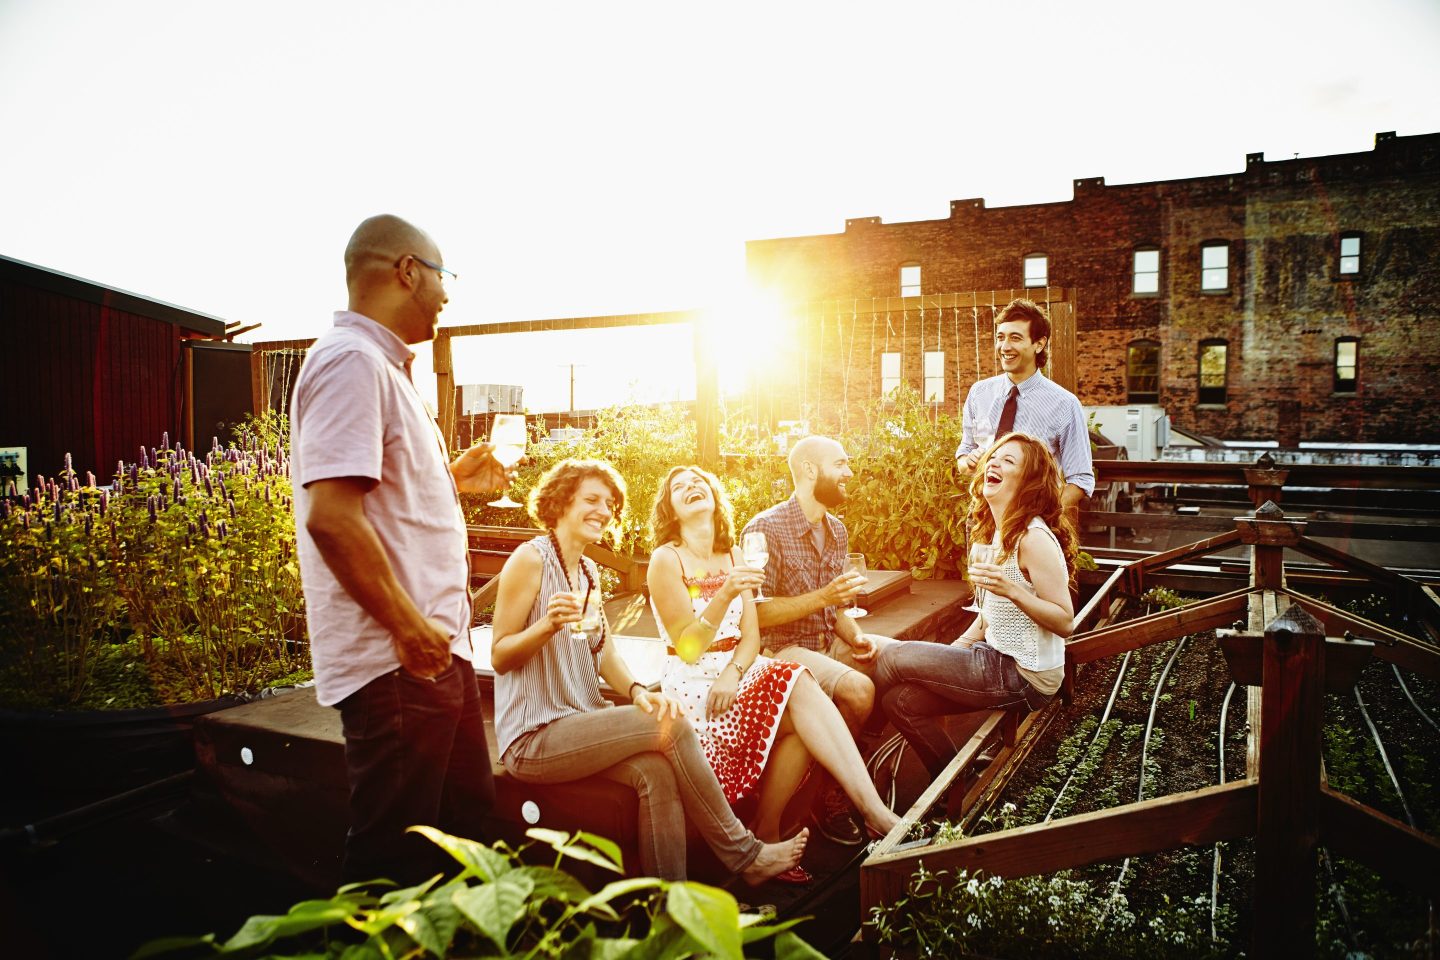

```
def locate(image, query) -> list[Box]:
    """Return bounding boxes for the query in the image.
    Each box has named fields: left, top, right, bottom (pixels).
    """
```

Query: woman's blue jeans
left=876, top=640, right=1050, bottom=780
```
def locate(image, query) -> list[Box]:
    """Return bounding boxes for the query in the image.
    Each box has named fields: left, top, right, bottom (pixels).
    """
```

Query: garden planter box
left=1, top=695, right=245, bottom=824
left=192, top=683, right=657, bottom=891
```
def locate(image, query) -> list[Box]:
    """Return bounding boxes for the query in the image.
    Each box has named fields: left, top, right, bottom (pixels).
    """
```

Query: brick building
left=745, top=131, right=1440, bottom=444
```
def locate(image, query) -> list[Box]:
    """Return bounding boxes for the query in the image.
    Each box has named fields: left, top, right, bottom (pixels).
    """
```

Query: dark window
left=1201, top=243, right=1229, bottom=291
left=1339, top=235, right=1361, bottom=276
left=1133, top=248, right=1160, bottom=295
left=900, top=263, right=921, bottom=297
left=1127, top=340, right=1160, bottom=402
left=1198, top=339, right=1228, bottom=404
left=1335, top=338, right=1358, bottom=392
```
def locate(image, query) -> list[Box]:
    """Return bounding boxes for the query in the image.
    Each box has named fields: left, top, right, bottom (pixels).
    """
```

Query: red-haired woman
left=876, top=433, right=1078, bottom=779
left=491, top=459, right=807, bottom=883
left=648, top=465, right=901, bottom=874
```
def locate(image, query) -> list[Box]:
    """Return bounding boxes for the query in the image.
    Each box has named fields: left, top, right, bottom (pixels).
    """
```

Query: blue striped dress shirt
left=956, top=371, right=1095, bottom=496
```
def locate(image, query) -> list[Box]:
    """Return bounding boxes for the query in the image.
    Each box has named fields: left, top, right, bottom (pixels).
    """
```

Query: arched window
left=1198, top=339, right=1228, bottom=404
left=1127, top=340, right=1160, bottom=402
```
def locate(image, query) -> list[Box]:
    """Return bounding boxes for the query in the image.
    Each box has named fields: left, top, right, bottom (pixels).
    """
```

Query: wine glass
left=963, top=543, right=995, bottom=613
left=568, top=589, right=601, bottom=642
left=487, top=414, right=527, bottom=508
left=741, top=531, right=769, bottom=603
left=844, top=552, right=868, bottom=618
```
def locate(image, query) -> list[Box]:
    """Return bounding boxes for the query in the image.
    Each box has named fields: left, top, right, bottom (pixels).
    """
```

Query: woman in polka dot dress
left=648, top=465, right=901, bottom=882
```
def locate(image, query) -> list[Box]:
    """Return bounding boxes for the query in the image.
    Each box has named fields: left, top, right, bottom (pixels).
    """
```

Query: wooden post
left=1046, top=300, right=1077, bottom=395
left=433, top=332, right=456, bottom=451
left=1254, top=601, right=1325, bottom=957
left=691, top=316, right=719, bottom=469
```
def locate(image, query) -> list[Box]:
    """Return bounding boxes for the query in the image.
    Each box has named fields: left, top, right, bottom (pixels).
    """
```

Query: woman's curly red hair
left=966, top=432, right=1078, bottom=586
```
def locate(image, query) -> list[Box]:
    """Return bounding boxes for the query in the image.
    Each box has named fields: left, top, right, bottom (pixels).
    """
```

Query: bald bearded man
left=291, top=215, right=512, bottom=884
left=740, top=435, right=897, bottom=845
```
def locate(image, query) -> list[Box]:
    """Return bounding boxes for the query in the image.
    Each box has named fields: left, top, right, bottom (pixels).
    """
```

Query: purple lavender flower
left=162, top=432, right=170, bottom=450
left=148, top=496, right=158, bottom=522
left=228, top=499, right=237, bottom=520
left=86, top=471, right=95, bottom=488
left=85, top=513, right=93, bottom=536
left=140, top=447, right=150, bottom=469
left=218, top=519, right=228, bottom=540
left=100, top=490, right=109, bottom=517
left=203, top=474, right=214, bottom=498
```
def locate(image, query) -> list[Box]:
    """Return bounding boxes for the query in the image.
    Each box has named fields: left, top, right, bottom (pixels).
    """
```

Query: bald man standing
left=740, top=435, right=896, bottom=845
left=291, top=215, right=511, bottom=884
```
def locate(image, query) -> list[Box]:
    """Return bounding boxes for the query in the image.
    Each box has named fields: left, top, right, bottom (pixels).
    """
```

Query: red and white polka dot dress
left=656, top=572, right=805, bottom=805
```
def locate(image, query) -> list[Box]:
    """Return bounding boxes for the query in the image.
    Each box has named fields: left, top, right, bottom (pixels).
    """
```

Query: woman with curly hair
left=491, top=458, right=807, bottom=883
left=647, top=466, right=901, bottom=880
left=875, top=433, right=1079, bottom=779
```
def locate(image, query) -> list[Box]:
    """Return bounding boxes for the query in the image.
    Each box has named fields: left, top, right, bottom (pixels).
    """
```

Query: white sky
left=3, top=0, right=1439, bottom=412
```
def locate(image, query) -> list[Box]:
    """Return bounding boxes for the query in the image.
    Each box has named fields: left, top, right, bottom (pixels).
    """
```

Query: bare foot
left=741, top=827, right=809, bottom=885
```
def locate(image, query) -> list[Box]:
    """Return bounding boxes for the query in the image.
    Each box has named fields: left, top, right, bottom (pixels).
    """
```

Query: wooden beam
left=1126, top=529, right=1246, bottom=595
left=1319, top=785, right=1440, bottom=897
left=1254, top=603, right=1325, bottom=956
left=439, top=309, right=699, bottom=339
left=433, top=332, right=455, bottom=450
left=1072, top=566, right=1124, bottom=633
left=802, top=290, right=1072, bottom=319
left=1093, top=460, right=1440, bottom=491
left=1067, top=588, right=1250, bottom=663
left=863, top=781, right=1256, bottom=883
left=1278, top=590, right=1440, bottom=682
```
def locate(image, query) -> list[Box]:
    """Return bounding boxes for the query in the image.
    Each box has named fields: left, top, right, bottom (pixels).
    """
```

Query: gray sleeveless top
left=494, top=536, right=610, bottom=759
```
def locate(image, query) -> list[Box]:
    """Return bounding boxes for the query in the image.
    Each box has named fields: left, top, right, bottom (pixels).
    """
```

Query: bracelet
left=629, top=681, right=646, bottom=702
left=727, top=660, right=748, bottom=678
left=697, top=613, right=717, bottom=632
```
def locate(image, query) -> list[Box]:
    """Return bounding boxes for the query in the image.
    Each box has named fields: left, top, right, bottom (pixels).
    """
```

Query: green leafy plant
left=0, top=414, right=308, bottom=709
left=135, top=826, right=824, bottom=960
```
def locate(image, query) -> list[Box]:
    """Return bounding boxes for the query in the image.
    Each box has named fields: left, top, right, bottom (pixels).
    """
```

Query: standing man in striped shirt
left=956, top=298, right=1093, bottom=525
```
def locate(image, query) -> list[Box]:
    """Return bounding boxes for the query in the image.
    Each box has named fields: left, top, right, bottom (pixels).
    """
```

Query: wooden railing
left=860, top=458, right=1440, bottom=958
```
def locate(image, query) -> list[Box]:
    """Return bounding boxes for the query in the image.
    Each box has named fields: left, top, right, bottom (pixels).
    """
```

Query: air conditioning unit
left=1086, top=404, right=1170, bottom=462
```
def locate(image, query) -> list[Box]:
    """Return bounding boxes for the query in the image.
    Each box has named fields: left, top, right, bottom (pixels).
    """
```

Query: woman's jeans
left=876, top=640, right=1052, bottom=780
left=503, top=706, right=761, bottom=880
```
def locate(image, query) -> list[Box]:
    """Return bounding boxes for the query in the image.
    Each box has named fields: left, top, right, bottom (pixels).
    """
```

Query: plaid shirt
left=742, top=495, right=847, bottom=652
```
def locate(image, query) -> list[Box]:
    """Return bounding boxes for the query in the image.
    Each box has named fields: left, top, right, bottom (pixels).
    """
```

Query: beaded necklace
left=548, top=529, right=606, bottom=655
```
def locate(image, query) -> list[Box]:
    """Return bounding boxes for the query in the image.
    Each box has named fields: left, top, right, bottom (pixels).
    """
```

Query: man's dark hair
left=996, top=298, right=1051, bottom=368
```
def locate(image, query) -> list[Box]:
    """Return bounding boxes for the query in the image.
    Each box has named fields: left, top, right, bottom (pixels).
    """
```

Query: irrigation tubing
left=1393, top=664, right=1440, bottom=734
left=1042, top=649, right=1135, bottom=824
left=1354, top=686, right=1416, bottom=829
left=1210, top=681, right=1238, bottom=943
left=1103, top=637, right=1188, bottom=921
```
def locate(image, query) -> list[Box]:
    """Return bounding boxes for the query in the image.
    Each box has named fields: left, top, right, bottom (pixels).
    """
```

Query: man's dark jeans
left=338, top=654, right=494, bottom=886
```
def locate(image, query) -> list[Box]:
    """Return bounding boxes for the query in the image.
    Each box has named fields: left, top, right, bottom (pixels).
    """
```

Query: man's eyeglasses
left=404, top=254, right=458, bottom=283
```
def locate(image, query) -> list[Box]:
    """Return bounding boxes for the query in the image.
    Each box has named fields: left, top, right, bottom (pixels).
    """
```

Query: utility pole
left=558, top=363, right=587, bottom=417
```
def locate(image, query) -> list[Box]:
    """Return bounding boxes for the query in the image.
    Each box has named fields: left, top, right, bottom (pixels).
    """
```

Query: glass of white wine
left=487, top=414, right=527, bottom=509
left=741, top=531, right=769, bottom=603
left=568, top=589, right=601, bottom=644
left=844, top=552, right=868, bottom=618
left=964, top=542, right=995, bottom=613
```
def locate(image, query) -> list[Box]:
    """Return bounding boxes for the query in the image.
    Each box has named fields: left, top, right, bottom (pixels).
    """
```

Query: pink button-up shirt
left=291, top=311, right=471, bottom=706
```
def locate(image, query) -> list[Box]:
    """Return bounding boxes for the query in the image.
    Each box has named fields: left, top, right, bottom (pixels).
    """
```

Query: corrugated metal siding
left=1, top=278, right=181, bottom=483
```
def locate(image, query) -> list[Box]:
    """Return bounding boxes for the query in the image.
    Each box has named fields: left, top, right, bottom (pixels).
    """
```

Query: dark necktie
left=996, top=385, right=1020, bottom=437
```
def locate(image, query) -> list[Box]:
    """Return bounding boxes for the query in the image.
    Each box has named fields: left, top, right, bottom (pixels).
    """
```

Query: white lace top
left=983, top=516, right=1066, bottom=673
